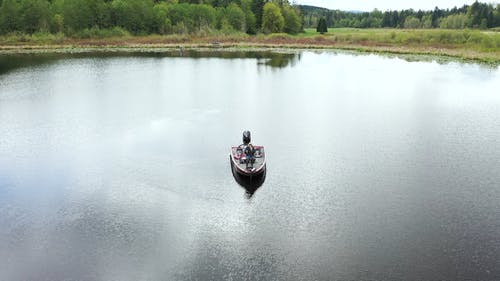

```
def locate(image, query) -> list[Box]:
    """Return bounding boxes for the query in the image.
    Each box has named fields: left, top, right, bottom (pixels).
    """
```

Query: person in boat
left=240, top=130, right=255, bottom=168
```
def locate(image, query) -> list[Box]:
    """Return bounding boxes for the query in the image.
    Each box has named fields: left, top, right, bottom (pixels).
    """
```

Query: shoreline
left=1, top=35, right=499, bottom=65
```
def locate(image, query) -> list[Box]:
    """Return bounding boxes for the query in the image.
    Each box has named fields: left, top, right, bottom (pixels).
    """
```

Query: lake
left=1, top=51, right=500, bottom=281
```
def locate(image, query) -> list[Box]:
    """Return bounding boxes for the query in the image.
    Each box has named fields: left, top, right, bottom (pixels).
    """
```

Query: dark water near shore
left=1, top=51, right=500, bottom=281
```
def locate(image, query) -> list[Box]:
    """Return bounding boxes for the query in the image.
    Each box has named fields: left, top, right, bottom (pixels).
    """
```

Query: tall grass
left=0, top=32, right=66, bottom=44
left=0, top=27, right=132, bottom=44
left=0, top=28, right=498, bottom=61
left=302, top=28, right=500, bottom=52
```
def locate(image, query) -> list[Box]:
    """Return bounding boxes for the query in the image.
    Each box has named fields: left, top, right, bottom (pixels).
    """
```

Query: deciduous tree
left=282, top=5, right=301, bottom=34
left=404, top=16, right=421, bottom=28
left=112, top=0, right=154, bottom=34
left=262, top=2, right=284, bottom=33
left=240, top=0, right=256, bottom=34
left=0, top=0, right=21, bottom=33
left=20, top=0, right=50, bottom=33
left=225, top=3, right=245, bottom=32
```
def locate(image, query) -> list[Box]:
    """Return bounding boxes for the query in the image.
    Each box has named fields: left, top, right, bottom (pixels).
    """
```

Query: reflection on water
left=0, top=53, right=63, bottom=75
left=2, top=49, right=495, bottom=76
left=1, top=51, right=500, bottom=280
left=0, top=50, right=301, bottom=75
left=231, top=168, right=266, bottom=198
left=258, top=53, right=301, bottom=68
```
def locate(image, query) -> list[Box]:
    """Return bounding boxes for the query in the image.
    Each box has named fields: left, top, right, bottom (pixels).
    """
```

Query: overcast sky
left=295, top=0, right=498, bottom=11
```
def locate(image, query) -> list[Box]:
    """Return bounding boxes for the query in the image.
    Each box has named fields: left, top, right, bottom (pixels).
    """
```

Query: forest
left=0, top=0, right=301, bottom=36
left=300, top=1, right=500, bottom=30
left=0, top=0, right=499, bottom=38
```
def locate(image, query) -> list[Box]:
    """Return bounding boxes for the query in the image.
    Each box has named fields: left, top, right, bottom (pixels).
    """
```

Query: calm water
left=1, top=51, right=500, bottom=281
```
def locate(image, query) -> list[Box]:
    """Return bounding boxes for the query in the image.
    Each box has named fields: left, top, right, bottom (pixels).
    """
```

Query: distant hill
left=298, top=5, right=369, bottom=28
left=298, top=2, right=500, bottom=29
left=298, top=5, right=330, bottom=13
left=298, top=5, right=365, bottom=14
left=298, top=5, right=335, bottom=28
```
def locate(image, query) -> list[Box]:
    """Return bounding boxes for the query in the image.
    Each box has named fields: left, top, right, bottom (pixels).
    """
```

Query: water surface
left=1, top=51, right=500, bottom=280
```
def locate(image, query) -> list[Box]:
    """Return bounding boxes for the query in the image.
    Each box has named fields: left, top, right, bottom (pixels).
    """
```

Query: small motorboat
left=230, top=131, right=266, bottom=178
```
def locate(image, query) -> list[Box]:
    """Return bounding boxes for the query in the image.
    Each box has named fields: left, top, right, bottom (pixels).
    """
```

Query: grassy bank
left=1, top=28, right=499, bottom=63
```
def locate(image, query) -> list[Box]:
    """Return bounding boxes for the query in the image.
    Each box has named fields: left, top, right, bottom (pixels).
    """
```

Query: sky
left=295, top=0, right=498, bottom=11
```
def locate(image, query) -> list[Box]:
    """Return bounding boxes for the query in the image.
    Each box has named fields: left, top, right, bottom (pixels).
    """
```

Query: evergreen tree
left=382, top=11, right=392, bottom=27
left=316, top=17, right=327, bottom=33
left=495, top=5, right=500, bottom=27
left=251, top=0, right=265, bottom=30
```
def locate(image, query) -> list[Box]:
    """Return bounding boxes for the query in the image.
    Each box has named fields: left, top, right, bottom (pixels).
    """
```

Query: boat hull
left=230, top=154, right=266, bottom=197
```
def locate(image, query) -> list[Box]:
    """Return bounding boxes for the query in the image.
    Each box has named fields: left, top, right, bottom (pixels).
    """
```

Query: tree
left=495, top=5, right=500, bottom=27
left=282, top=5, right=301, bottom=34
left=251, top=0, right=265, bottom=30
left=316, top=17, right=327, bottom=33
left=2, top=0, right=499, bottom=36
left=421, top=14, right=433, bottom=28
left=439, top=14, right=468, bottom=29
left=224, top=3, right=245, bottom=32
left=52, top=13, right=64, bottom=33
left=261, top=2, right=284, bottom=33
left=382, top=11, right=393, bottom=27
left=167, top=3, right=193, bottom=31
left=404, top=16, right=421, bottom=28
left=0, top=0, right=21, bottom=33
left=431, top=6, right=443, bottom=27
left=206, top=0, right=230, bottom=7
left=19, top=0, right=50, bottom=33
left=153, top=3, right=171, bottom=34
left=391, top=11, right=400, bottom=27
left=240, top=0, right=256, bottom=34
left=63, top=0, right=97, bottom=31
left=191, top=4, right=216, bottom=32
left=112, top=0, right=154, bottom=34
left=96, top=1, right=113, bottom=29
left=370, top=9, right=383, bottom=27
left=467, top=1, right=481, bottom=27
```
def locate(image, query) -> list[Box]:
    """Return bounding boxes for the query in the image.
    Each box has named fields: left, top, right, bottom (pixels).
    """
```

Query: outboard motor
left=243, top=130, right=251, bottom=145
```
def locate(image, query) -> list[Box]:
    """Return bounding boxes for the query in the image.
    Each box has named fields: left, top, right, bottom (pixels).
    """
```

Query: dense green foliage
left=316, top=17, right=327, bottom=33
left=0, top=0, right=303, bottom=35
left=301, top=28, right=500, bottom=51
left=262, top=2, right=284, bottom=33
left=301, top=1, right=500, bottom=29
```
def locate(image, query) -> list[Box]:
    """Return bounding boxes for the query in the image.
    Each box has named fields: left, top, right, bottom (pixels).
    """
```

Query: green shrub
left=266, top=32, right=291, bottom=40
left=467, top=32, right=483, bottom=44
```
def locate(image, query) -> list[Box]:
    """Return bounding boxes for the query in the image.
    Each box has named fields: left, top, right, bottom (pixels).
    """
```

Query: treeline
left=0, top=0, right=302, bottom=36
left=301, top=1, right=500, bottom=29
